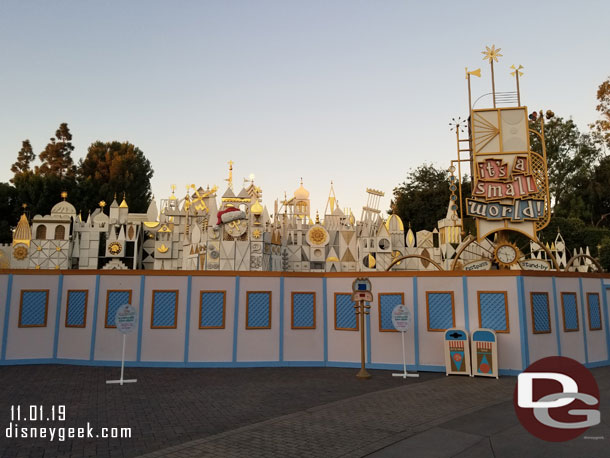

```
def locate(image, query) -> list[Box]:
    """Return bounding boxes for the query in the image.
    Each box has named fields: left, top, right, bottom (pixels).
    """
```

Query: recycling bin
left=443, top=328, right=471, bottom=376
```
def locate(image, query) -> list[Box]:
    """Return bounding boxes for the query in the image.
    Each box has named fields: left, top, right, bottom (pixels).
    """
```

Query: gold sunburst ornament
left=481, top=44, right=502, bottom=108
left=481, top=45, right=502, bottom=63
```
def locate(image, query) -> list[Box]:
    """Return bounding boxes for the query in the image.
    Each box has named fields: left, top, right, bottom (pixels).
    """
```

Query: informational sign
left=466, top=106, right=550, bottom=240
left=391, top=305, right=411, bottom=332
left=519, top=259, right=551, bottom=271
left=115, top=304, right=137, bottom=335
left=463, top=259, right=492, bottom=271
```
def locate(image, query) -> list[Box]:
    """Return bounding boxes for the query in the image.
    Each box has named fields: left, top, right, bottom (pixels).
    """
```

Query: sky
left=1, top=0, right=608, bottom=219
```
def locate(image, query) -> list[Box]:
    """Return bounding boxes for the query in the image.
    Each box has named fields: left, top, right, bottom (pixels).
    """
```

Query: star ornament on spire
left=482, top=45, right=502, bottom=63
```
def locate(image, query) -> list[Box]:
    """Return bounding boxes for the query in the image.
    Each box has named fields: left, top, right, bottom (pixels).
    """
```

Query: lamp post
left=352, top=278, right=373, bottom=379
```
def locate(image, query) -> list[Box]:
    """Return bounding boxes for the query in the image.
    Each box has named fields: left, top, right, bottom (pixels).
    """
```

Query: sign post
left=106, top=304, right=138, bottom=386
left=352, top=278, right=373, bottom=379
left=391, top=304, right=419, bottom=379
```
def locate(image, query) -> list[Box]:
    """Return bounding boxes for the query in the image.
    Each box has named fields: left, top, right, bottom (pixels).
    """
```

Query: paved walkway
left=1, top=365, right=609, bottom=457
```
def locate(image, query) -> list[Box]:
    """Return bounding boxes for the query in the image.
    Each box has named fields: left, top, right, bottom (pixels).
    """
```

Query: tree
left=0, top=182, right=19, bottom=244
left=529, top=115, right=601, bottom=214
left=38, top=123, right=76, bottom=179
left=390, top=164, right=472, bottom=233
left=590, top=76, right=610, bottom=149
left=76, top=141, right=154, bottom=213
left=10, top=140, right=35, bottom=182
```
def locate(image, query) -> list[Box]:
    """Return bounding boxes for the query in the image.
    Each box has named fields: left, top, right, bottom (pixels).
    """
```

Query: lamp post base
left=356, top=368, right=371, bottom=379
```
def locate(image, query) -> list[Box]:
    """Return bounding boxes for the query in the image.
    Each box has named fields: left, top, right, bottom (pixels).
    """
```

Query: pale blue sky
left=1, top=1, right=608, bottom=217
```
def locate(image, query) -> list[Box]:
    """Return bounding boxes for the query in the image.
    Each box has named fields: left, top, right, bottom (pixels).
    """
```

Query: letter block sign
left=444, top=328, right=471, bottom=376
left=470, top=328, right=498, bottom=378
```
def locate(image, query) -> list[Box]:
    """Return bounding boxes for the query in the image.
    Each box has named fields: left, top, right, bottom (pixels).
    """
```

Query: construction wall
left=1, top=270, right=609, bottom=374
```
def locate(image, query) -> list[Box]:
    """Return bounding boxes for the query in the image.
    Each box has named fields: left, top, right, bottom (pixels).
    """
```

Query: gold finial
left=113, top=192, right=117, bottom=200
left=465, top=67, right=481, bottom=78
left=225, top=161, right=234, bottom=190
left=315, top=210, right=320, bottom=224
left=481, top=45, right=502, bottom=63
left=510, top=64, right=524, bottom=106
left=482, top=45, right=502, bottom=108
left=22, top=203, right=27, bottom=212
left=99, top=200, right=106, bottom=208
left=510, top=64, right=524, bottom=77
left=61, top=191, right=67, bottom=200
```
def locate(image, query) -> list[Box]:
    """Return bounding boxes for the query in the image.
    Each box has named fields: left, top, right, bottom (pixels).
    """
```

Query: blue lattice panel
left=247, top=292, right=271, bottom=329
left=479, top=292, right=508, bottom=332
left=292, top=293, right=315, bottom=328
left=106, top=291, right=131, bottom=327
left=531, top=293, right=551, bottom=333
left=587, top=294, right=602, bottom=330
left=379, top=294, right=403, bottom=331
left=152, top=291, right=178, bottom=328
left=562, top=293, right=579, bottom=331
left=19, top=290, right=48, bottom=327
left=335, top=294, right=357, bottom=330
left=66, top=290, right=87, bottom=327
left=200, top=291, right=225, bottom=328
left=427, top=293, right=454, bottom=331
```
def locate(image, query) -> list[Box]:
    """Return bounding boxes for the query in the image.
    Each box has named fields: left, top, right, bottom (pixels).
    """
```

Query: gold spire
left=99, top=200, right=106, bottom=209
left=251, top=199, right=263, bottom=215
left=13, top=213, right=31, bottom=247
left=61, top=191, right=68, bottom=200
left=225, top=160, right=234, bottom=190
left=119, top=192, right=128, bottom=208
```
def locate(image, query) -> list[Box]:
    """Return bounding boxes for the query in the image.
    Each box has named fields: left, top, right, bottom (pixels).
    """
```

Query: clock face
left=495, top=244, right=517, bottom=265
left=225, top=219, right=248, bottom=238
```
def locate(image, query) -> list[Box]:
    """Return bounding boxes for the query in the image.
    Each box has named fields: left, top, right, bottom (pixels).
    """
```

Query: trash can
left=470, top=328, right=498, bottom=379
left=444, top=328, right=471, bottom=376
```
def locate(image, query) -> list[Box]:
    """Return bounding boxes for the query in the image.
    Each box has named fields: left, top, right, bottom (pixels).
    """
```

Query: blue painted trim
left=232, top=276, right=240, bottom=363
left=52, top=274, right=64, bottom=359
left=136, top=275, right=146, bottom=362
left=184, top=276, right=192, bottom=363
left=323, top=277, right=328, bottom=363
left=366, top=304, right=371, bottom=365
left=1, top=274, right=14, bottom=361
left=89, top=275, right=101, bottom=361
left=412, top=277, right=419, bottom=369
left=0, top=357, right=599, bottom=373
left=579, top=278, right=589, bottom=364
left=462, top=276, right=470, bottom=331
left=585, top=360, right=609, bottom=369
left=602, top=282, right=610, bottom=363
left=516, top=276, right=530, bottom=369
left=552, top=277, right=562, bottom=356
left=279, top=277, right=284, bottom=362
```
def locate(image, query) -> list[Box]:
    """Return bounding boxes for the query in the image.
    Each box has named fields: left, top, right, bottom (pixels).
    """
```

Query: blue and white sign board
left=391, top=304, right=418, bottom=379
left=107, top=304, right=138, bottom=386
left=391, top=305, right=410, bottom=331
left=115, top=304, right=137, bottom=335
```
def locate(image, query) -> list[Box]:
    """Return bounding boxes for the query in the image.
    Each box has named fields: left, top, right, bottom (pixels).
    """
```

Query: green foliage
left=38, top=123, right=76, bottom=179
left=10, top=140, right=35, bottom=183
left=76, top=141, right=154, bottom=213
left=599, top=237, right=610, bottom=271
left=391, top=164, right=471, bottom=232
left=539, top=216, right=610, bottom=258
left=0, top=182, right=18, bottom=244
left=590, top=76, right=610, bottom=149
left=529, top=115, right=602, bottom=215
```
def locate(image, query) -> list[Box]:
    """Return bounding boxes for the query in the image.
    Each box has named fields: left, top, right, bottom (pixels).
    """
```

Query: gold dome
left=251, top=199, right=263, bottom=215
left=13, top=213, right=31, bottom=247
left=294, top=180, right=309, bottom=200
